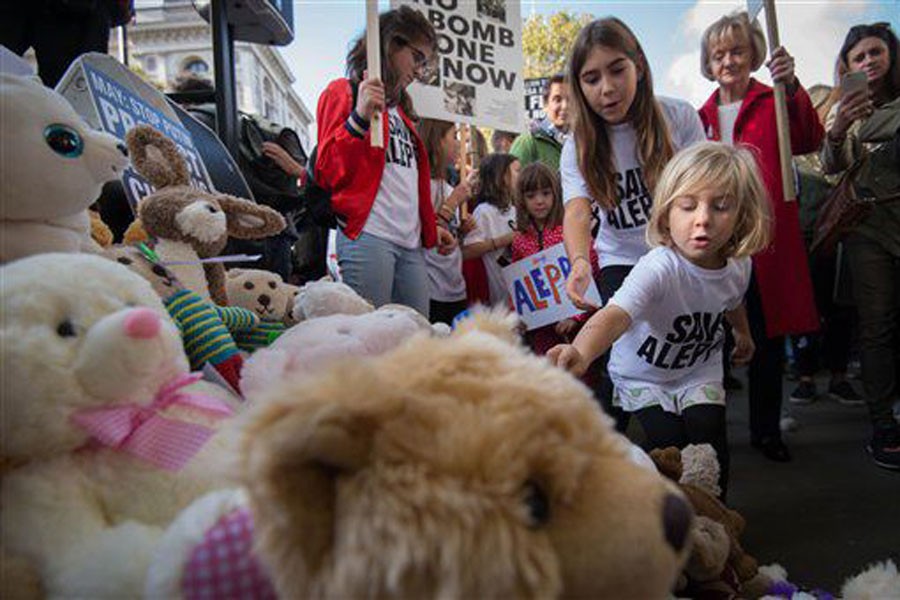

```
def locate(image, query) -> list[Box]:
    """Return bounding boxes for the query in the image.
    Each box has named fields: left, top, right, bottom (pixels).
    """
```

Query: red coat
left=699, top=79, right=823, bottom=338
left=315, top=78, right=437, bottom=248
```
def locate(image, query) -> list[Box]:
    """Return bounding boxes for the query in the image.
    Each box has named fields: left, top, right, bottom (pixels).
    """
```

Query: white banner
left=391, top=0, right=525, bottom=132
left=502, top=243, right=601, bottom=331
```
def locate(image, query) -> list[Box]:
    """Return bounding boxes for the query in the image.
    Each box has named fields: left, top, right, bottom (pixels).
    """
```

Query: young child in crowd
left=561, top=17, right=706, bottom=430
left=418, top=119, right=476, bottom=325
left=511, top=163, right=600, bottom=355
left=462, top=153, right=521, bottom=306
left=549, top=142, right=771, bottom=495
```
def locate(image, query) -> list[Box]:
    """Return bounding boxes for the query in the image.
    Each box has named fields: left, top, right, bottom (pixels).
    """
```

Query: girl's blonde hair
left=568, top=17, right=674, bottom=210
left=514, top=163, right=563, bottom=232
left=646, top=142, right=771, bottom=258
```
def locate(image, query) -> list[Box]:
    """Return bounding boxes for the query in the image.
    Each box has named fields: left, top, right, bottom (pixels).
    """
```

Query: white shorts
left=613, top=381, right=726, bottom=415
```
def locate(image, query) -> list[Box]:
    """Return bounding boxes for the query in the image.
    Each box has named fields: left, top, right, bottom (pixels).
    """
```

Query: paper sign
left=524, top=77, right=549, bottom=123
left=56, top=53, right=216, bottom=210
left=390, top=0, right=525, bottom=132
left=502, top=243, right=601, bottom=331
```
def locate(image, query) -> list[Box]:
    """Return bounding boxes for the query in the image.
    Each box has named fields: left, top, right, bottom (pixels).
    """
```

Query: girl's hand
left=356, top=70, right=385, bottom=122
left=766, top=46, right=796, bottom=88
left=262, top=142, right=304, bottom=178
left=496, top=232, right=514, bottom=248
left=459, top=215, right=477, bottom=237
left=831, top=89, right=874, bottom=139
left=546, top=344, right=588, bottom=376
left=565, top=256, right=598, bottom=311
left=447, top=182, right=471, bottom=210
left=731, top=331, right=755, bottom=366
left=554, top=318, right=578, bottom=340
left=436, top=226, right=457, bottom=255
left=465, top=168, right=479, bottom=189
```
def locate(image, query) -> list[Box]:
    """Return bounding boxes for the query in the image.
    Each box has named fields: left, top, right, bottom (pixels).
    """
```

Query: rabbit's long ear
left=217, top=195, right=286, bottom=239
left=125, top=125, right=190, bottom=188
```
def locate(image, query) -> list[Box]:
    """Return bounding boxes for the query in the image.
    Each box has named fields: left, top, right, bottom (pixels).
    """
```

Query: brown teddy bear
left=124, top=125, right=285, bottom=306
left=147, top=311, right=697, bottom=598
left=224, top=268, right=296, bottom=351
left=651, top=445, right=763, bottom=597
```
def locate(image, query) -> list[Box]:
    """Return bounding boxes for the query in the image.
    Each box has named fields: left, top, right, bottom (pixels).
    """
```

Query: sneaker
left=828, top=380, right=865, bottom=406
left=789, top=380, right=817, bottom=405
left=751, top=436, right=792, bottom=462
left=866, top=428, right=900, bottom=471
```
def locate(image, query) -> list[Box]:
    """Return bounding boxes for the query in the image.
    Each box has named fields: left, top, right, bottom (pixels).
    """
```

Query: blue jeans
left=336, top=230, right=430, bottom=318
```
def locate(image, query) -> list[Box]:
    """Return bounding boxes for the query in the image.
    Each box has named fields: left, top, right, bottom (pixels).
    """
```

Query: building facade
left=109, top=0, right=313, bottom=152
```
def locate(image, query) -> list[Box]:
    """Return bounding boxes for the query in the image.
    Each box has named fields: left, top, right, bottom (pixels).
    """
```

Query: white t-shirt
left=717, top=102, right=741, bottom=146
left=362, top=107, right=421, bottom=249
left=561, top=96, right=706, bottom=267
left=607, top=246, right=751, bottom=396
left=467, top=202, right=516, bottom=306
left=424, top=180, right=466, bottom=302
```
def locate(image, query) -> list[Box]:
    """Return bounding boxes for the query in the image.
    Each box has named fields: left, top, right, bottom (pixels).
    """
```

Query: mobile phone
left=841, top=71, right=868, bottom=99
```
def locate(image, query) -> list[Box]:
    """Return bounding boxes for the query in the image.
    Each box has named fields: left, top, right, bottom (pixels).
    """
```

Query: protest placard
left=524, top=76, right=548, bottom=123
left=502, top=243, right=601, bottom=331
left=391, top=0, right=525, bottom=132
left=56, top=53, right=220, bottom=210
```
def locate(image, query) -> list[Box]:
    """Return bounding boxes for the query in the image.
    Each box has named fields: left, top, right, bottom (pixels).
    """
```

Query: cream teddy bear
left=0, top=253, right=236, bottom=598
left=0, top=74, right=129, bottom=263
left=224, top=268, right=297, bottom=351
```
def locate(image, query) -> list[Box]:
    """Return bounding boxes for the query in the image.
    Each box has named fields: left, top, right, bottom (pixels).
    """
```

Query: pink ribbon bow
left=71, top=373, right=234, bottom=471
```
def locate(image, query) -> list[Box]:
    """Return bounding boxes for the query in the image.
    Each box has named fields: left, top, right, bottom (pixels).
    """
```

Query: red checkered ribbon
left=70, top=373, right=233, bottom=471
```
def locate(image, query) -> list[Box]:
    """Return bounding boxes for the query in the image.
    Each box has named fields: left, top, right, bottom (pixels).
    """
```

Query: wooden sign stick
left=762, top=0, right=796, bottom=202
left=365, top=0, right=383, bottom=148
left=459, top=123, right=470, bottom=219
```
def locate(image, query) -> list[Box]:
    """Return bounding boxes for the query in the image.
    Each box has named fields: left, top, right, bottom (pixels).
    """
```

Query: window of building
left=183, top=58, right=209, bottom=74
left=144, top=55, right=157, bottom=71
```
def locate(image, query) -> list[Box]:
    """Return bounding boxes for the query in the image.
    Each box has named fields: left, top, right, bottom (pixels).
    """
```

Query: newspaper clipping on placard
left=391, top=0, right=525, bottom=132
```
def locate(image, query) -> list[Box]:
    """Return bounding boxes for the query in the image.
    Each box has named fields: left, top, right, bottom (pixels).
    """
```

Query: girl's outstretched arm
left=563, top=197, right=598, bottom=310
left=548, top=304, right=631, bottom=376
left=725, top=303, right=754, bottom=366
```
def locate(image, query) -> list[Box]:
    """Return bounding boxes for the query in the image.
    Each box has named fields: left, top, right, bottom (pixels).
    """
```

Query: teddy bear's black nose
left=116, top=142, right=128, bottom=157
left=258, top=294, right=271, bottom=307
left=662, top=493, right=692, bottom=553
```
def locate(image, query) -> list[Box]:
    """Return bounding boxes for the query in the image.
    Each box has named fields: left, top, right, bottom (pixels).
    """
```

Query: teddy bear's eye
left=523, top=481, right=549, bottom=528
left=244, top=281, right=254, bottom=290
left=56, top=320, right=77, bottom=338
left=268, top=281, right=277, bottom=289
left=152, top=265, right=168, bottom=277
left=44, top=124, right=84, bottom=158
left=117, top=257, right=133, bottom=265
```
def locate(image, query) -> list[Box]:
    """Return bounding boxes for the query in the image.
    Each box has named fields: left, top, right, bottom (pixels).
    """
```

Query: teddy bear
left=124, top=125, right=285, bottom=305
left=102, top=244, right=259, bottom=392
left=0, top=73, right=129, bottom=263
left=224, top=268, right=297, bottom=351
left=0, top=253, right=237, bottom=598
left=239, top=305, right=441, bottom=397
left=651, top=444, right=764, bottom=597
left=290, top=277, right=375, bottom=322
left=145, top=311, right=695, bottom=599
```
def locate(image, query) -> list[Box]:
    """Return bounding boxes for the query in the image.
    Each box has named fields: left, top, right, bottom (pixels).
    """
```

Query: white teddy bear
left=0, top=253, right=236, bottom=598
left=0, top=74, right=129, bottom=263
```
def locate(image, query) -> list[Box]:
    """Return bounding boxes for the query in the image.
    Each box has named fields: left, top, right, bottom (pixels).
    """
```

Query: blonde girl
left=550, top=142, right=771, bottom=494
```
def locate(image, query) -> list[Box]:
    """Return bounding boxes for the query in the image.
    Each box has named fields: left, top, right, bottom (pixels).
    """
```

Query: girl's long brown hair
left=476, top=153, right=518, bottom=211
left=346, top=6, right=436, bottom=120
left=568, top=17, right=674, bottom=210
left=418, top=119, right=455, bottom=181
left=514, top=163, right=564, bottom=232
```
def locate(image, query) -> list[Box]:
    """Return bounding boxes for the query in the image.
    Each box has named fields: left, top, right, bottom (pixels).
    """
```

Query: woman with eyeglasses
left=314, top=6, right=453, bottom=318
left=821, top=22, right=900, bottom=471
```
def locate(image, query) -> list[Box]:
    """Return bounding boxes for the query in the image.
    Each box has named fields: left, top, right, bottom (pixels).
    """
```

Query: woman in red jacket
left=698, top=11, right=824, bottom=462
left=315, top=6, right=451, bottom=319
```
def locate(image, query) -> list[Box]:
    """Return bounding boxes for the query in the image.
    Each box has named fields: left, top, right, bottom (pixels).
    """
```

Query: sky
left=144, top=1, right=899, bottom=134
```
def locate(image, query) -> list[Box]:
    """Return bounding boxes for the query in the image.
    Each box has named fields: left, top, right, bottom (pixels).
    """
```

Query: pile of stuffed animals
left=2, top=72, right=898, bottom=599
